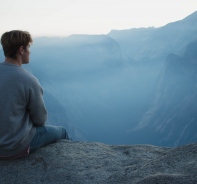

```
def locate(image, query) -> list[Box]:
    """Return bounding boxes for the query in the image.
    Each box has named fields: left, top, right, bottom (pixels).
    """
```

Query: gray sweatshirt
left=0, top=62, right=47, bottom=156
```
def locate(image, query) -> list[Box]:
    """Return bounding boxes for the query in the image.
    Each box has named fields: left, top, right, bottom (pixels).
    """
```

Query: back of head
left=1, top=30, right=33, bottom=59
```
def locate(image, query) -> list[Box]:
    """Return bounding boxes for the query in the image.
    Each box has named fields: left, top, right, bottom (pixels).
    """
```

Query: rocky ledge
left=0, top=140, right=197, bottom=184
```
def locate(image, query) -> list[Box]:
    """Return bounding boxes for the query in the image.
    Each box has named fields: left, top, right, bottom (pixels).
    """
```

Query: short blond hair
left=1, top=30, right=33, bottom=59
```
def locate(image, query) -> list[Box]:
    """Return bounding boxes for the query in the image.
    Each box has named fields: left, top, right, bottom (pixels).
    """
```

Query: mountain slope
left=131, top=40, right=197, bottom=146
left=43, top=91, right=86, bottom=141
left=108, top=11, right=197, bottom=62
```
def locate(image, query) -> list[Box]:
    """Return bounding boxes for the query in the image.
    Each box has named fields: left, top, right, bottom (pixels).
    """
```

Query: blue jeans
left=30, top=125, right=70, bottom=152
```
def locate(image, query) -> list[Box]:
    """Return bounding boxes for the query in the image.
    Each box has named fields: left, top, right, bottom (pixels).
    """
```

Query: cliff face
left=131, top=40, right=197, bottom=146
left=0, top=140, right=197, bottom=184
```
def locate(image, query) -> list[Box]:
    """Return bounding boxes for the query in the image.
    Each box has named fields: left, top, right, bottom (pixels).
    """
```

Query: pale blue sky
left=0, top=0, right=196, bottom=37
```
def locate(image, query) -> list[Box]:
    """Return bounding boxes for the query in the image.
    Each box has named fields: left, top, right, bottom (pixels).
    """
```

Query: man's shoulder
left=19, top=67, right=34, bottom=77
left=19, top=68, right=40, bottom=86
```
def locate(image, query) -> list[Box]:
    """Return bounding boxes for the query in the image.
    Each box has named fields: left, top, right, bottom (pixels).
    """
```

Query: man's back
left=0, top=62, right=47, bottom=157
left=0, top=30, right=70, bottom=159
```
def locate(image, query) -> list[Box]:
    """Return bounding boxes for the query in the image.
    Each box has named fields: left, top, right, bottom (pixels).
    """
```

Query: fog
left=28, top=35, right=161, bottom=144
left=1, top=12, right=197, bottom=146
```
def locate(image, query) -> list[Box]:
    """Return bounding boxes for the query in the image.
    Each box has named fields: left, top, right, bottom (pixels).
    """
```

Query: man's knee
left=61, top=127, right=71, bottom=140
left=43, top=125, right=71, bottom=140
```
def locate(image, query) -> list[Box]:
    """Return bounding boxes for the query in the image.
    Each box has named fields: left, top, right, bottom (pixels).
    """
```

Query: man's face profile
left=21, top=43, right=31, bottom=64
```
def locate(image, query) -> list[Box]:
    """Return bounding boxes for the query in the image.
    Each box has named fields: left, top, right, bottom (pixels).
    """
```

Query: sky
left=0, top=0, right=196, bottom=38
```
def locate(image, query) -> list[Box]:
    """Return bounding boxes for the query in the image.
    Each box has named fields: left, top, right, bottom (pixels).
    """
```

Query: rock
left=0, top=140, right=197, bottom=184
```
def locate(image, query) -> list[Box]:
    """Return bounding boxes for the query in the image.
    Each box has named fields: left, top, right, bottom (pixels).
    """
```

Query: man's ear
left=18, top=46, right=24, bottom=55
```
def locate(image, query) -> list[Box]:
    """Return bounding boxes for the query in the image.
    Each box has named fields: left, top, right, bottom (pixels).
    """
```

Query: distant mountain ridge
left=108, top=11, right=197, bottom=62
left=31, top=34, right=124, bottom=81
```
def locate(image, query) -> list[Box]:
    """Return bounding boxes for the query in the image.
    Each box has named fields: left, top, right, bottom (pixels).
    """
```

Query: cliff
left=0, top=140, right=197, bottom=184
left=130, top=40, right=197, bottom=147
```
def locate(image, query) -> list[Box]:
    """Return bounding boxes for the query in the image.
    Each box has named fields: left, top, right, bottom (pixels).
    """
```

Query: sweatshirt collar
left=2, top=61, right=21, bottom=67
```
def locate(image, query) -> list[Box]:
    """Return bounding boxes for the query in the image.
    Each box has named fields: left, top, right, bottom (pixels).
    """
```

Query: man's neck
left=4, top=57, right=22, bottom=66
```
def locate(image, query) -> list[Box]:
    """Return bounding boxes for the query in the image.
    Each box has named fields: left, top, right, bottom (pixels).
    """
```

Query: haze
left=0, top=0, right=196, bottom=37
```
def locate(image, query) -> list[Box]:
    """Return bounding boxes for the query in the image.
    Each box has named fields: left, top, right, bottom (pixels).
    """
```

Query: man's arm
left=26, top=77, right=47, bottom=126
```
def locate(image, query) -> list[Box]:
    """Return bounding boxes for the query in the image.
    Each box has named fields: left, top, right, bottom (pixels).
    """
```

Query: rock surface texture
left=0, top=140, right=197, bottom=184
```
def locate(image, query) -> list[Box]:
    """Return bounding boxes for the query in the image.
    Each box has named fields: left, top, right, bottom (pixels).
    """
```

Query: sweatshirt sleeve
left=26, top=76, right=47, bottom=126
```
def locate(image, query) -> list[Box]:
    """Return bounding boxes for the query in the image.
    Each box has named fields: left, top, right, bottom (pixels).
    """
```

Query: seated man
left=0, top=30, right=70, bottom=159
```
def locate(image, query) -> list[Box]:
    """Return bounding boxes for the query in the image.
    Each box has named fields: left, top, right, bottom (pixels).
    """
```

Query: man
left=0, top=30, right=70, bottom=159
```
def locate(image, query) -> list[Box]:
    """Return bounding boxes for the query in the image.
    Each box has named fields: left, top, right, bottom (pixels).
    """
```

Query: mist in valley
left=1, top=11, right=197, bottom=147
